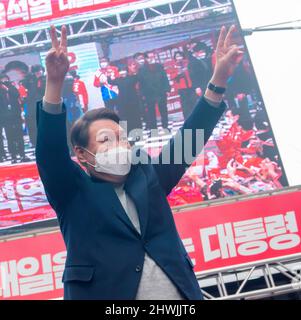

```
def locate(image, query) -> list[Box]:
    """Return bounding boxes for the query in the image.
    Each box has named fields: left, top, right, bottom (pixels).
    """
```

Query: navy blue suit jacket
left=36, top=97, right=226, bottom=300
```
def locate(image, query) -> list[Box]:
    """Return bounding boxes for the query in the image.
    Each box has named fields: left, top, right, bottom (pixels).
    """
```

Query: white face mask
left=137, top=59, right=145, bottom=66
left=84, top=146, right=132, bottom=176
left=100, top=62, right=109, bottom=68
left=147, top=57, right=156, bottom=64
left=194, top=52, right=206, bottom=60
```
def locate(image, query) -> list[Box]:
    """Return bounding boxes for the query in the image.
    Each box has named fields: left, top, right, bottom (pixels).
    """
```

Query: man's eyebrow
left=96, top=129, right=116, bottom=135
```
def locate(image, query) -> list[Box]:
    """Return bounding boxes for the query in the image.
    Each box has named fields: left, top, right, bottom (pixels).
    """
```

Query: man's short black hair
left=192, top=42, right=210, bottom=54
left=133, top=52, right=146, bottom=60
left=71, top=108, right=120, bottom=148
left=69, top=69, right=79, bottom=79
left=5, top=60, right=29, bottom=74
left=31, top=64, right=45, bottom=73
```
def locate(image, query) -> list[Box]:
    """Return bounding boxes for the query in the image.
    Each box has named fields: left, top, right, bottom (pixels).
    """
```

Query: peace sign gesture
left=46, top=25, right=70, bottom=84
left=212, top=25, right=244, bottom=87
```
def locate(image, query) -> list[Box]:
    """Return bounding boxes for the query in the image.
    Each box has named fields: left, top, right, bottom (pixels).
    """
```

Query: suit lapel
left=89, top=177, right=141, bottom=238
left=108, top=182, right=142, bottom=238
left=88, top=164, right=149, bottom=239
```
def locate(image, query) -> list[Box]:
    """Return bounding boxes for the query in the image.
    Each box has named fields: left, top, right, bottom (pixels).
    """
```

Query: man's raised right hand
left=46, top=25, right=69, bottom=85
left=44, top=25, right=69, bottom=104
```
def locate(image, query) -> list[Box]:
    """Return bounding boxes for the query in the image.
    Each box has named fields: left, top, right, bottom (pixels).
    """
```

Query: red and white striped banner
left=0, top=0, right=143, bottom=29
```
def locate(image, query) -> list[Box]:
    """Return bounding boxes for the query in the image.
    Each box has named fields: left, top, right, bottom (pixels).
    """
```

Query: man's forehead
left=92, top=123, right=126, bottom=137
left=96, top=128, right=124, bottom=136
left=89, top=119, right=120, bottom=132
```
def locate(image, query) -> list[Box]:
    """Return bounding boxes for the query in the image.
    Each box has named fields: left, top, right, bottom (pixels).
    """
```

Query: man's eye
left=98, top=136, right=109, bottom=143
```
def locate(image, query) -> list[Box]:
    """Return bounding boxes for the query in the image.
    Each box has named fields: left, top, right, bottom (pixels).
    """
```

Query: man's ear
left=74, top=146, right=88, bottom=167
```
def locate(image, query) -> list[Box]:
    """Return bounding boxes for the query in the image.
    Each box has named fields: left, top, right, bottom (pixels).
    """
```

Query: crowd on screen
left=0, top=63, right=88, bottom=163
left=168, top=104, right=285, bottom=204
left=168, top=120, right=284, bottom=205
left=92, top=41, right=215, bottom=134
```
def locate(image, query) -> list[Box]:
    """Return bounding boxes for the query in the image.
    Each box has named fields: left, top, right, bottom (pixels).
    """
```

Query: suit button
left=136, top=265, right=142, bottom=272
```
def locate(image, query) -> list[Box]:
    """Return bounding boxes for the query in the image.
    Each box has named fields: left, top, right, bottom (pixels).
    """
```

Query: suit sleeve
left=35, top=100, right=80, bottom=211
left=153, top=97, right=226, bottom=196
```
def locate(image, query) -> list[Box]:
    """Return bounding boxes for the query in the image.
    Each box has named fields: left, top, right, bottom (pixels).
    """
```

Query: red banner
left=175, top=191, right=301, bottom=274
left=0, top=232, right=66, bottom=300
left=0, top=0, right=141, bottom=29
left=1, top=190, right=301, bottom=299
left=0, top=163, right=56, bottom=229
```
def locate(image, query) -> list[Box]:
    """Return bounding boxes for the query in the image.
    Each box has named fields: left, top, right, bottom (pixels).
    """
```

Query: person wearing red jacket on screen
left=18, top=82, right=28, bottom=100
left=70, top=70, right=89, bottom=113
left=93, top=57, right=119, bottom=111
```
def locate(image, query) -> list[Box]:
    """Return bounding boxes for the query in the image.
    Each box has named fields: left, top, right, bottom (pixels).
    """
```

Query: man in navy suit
left=36, top=25, right=243, bottom=300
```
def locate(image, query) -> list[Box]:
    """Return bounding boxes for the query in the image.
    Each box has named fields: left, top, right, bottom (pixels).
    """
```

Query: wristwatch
left=207, top=82, right=226, bottom=94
